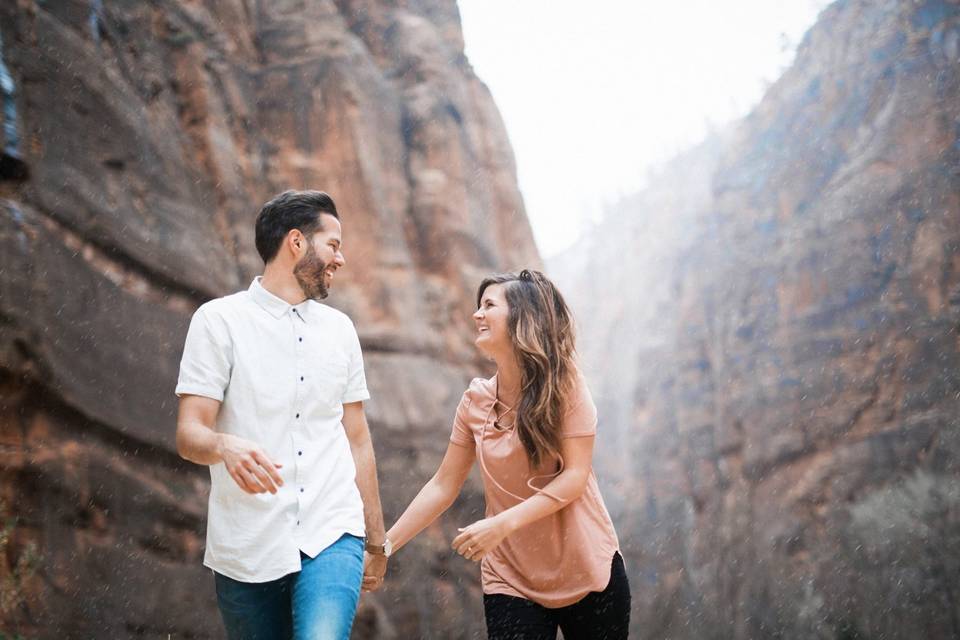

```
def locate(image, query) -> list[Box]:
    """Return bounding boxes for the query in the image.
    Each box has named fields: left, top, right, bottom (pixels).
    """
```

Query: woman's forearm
left=450, top=467, right=591, bottom=562
left=387, top=477, right=460, bottom=552
left=493, top=435, right=596, bottom=537
left=496, top=468, right=590, bottom=536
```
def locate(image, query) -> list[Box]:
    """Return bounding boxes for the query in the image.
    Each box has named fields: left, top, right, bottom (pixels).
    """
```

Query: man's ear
left=288, top=230, right=304, bottom=254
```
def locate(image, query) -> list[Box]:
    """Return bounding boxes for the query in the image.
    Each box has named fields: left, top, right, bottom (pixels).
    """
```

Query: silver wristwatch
left=365, top=538, right=393, bottom=558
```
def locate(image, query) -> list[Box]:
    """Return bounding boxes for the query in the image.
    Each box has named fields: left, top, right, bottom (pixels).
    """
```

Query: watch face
left=384, top=538, right=393, bottom=557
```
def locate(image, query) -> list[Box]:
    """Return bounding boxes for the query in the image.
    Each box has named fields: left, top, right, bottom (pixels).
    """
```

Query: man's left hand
left=361, top=551, right=387, bottom=593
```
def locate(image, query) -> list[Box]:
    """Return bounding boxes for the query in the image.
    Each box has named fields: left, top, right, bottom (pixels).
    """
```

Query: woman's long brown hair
left=476, top=269, right=577, bottom=468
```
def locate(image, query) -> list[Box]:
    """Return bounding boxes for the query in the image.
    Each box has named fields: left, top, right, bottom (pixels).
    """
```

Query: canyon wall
left=552, top=0, right=960, bottom=638
left=0, top=1, right=538, bottom=637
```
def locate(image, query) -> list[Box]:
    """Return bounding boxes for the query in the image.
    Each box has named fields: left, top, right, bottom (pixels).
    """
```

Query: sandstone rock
left=0, top=1, right=537, bottom=637
left=551, top=0, right=960, bottom=637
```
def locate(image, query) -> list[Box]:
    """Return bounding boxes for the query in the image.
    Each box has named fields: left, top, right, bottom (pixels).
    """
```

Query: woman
left=384, top=269, right=631, bottom=639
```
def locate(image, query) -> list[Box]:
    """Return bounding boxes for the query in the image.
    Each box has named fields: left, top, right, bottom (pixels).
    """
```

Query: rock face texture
left=551, top=0, right=960, bottom=638
left=0, top=1, right=537, bottom=637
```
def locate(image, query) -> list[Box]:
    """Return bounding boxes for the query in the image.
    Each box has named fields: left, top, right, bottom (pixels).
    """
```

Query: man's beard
left=293, top=242, right=329, bottom=300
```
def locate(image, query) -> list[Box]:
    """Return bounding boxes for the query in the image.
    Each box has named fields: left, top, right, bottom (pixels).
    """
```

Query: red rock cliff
left=0, top=1, right=538, bottom=637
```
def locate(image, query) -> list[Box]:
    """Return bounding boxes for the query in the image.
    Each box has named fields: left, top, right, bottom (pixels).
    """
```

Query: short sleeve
left=175, top=305, right=232, bottom=401
left=341, top=318, right=370, bottom=403
left=449, top=390, right=475, bottom=447
left=561, top=374, right=597, bottom=438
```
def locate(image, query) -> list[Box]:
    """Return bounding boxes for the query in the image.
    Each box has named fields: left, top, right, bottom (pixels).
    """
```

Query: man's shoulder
left=308, top=301, right=354, bottom=327
left=195, top=290, right=252, bottom=321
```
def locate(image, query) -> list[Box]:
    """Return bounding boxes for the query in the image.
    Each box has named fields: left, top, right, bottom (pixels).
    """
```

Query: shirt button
left=300, top=376, right=304, bottom=381
left=296, top=413, right=300, bottom=419
left=298, top=337, right=303, bottom=342
left=300, top=488, right=304, bottom=493
left=298, top=451, right=303, bottom=456
left=297, top=520, right=300, bottom=526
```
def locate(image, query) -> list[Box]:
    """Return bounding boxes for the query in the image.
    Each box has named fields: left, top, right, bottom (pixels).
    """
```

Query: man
left=175, top=190, right=389, bottom=640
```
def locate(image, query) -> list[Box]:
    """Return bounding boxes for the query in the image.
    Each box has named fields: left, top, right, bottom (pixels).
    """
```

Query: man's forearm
left=351, top=434, right=386, bottom=543
left=176, top=396, right=227, bottom=466
left=176, top=419, right=224, bottom=466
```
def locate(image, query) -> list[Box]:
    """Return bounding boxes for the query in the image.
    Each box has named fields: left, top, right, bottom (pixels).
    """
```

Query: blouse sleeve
left=561, top=373, right=598, bottom=438
left=449, top=389, right=475, bottom=447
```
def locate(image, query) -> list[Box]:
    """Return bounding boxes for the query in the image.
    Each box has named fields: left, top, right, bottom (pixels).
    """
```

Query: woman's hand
left=452, top=515, right=512, bottom=562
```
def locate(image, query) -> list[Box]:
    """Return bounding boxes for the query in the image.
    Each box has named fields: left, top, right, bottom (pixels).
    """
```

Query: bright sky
left=458, top=0, right=831, bottom=258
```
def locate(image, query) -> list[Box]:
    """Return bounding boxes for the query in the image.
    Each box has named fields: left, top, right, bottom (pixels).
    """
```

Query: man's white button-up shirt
left=175, top=277, right=370, bottom=582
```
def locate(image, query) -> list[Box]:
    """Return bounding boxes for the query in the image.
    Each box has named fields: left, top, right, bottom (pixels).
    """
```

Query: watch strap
left=365, top=541, right=387, bottom=555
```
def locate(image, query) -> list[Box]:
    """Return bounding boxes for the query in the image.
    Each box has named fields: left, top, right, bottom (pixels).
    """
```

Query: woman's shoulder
left=452, top=376, right=495, bottom=434
left=462, top=375, right=496, bottom=408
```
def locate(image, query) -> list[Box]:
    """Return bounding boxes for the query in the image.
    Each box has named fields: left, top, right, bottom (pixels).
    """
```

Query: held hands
left=217, top=433, right=284, bottom=494
left=452, top=515, right=512, bottom=562
left=362, top=552, right=387, bottom=593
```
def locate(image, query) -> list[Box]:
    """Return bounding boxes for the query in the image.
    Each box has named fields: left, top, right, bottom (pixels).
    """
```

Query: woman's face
left=474, top=283, right=512, bottom=357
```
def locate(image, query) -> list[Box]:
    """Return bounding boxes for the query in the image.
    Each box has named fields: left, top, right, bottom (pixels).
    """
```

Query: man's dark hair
left=254, top=190, right=339, bottom=263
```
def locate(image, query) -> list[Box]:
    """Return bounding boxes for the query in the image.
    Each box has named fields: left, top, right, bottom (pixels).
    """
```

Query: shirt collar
left=249, top=277, right=309, bottom=321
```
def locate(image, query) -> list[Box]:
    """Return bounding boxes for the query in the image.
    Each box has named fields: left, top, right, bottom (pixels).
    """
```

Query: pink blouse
left=450, top=372, right=621, bottom=608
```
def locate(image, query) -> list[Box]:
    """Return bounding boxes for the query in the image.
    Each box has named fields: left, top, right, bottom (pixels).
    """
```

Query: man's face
left=293, top=213, right=344, bottom=300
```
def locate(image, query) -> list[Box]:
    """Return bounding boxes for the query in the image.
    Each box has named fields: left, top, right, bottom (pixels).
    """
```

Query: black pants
left=483, top=552, right=631, bottom=640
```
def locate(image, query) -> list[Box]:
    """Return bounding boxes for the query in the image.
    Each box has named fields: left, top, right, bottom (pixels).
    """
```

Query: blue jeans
left=214, top=533, right=364, bottom=640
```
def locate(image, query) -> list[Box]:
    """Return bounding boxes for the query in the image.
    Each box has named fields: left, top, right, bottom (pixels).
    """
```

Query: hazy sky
left=458, top=0, right=831, bottom=258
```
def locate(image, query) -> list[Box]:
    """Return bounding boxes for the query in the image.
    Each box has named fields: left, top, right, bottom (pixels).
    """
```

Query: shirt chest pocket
left=307, top=347, right=350, bottom=410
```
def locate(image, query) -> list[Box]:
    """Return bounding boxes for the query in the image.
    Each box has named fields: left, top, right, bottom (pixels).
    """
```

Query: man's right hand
left=217, top=434, right=284, bottom=494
